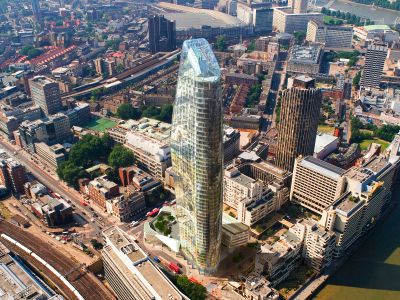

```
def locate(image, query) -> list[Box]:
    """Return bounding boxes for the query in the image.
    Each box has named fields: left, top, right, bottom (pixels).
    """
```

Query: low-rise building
left=102, top=226, right=184, bottom=300
left=254, top=231, right=302, bottom=286
left=222, top=213, right=250, bottom=250
left=287, top=44, right=323, bottom=75
left=314, top=133, right=339, bottom=159
left=87, top=175, right=120, bottom=208
left=353, top=24, right=399, bottom=43
left=224, top=126, right=241, bottom=163
left=34, top=142, right=66, bottom=170
left=31, top=195, right=73, bottom=227
left=244, top=275, right=279, bottom=300
left=237, top=50, right=277, bottom=76
left=106, top=190, right=146, bottom=222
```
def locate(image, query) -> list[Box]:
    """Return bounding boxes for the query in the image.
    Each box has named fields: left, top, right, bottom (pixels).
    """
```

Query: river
left=314, top=187, right=400, bottom=300
left=315, top=0, right=400, bottom=25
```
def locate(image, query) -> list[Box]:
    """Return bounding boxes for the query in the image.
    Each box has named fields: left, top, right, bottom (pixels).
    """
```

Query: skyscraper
left=275, top=75, right=322, bottom=172
left=31, top=0, right=41, bottom=20
left=361, top=42, right=388, bottom=88
left=29, top=76, right=63, bottom=116
left=148, top=15, right=176, bottom=54
left=171, top=39, right=223, bottom=274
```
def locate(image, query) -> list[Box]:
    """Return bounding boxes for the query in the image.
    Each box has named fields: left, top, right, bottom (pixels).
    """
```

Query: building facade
left=306, top=20, right=353, bottom=48
left=276, top=76, right=322, bottom=172
left=29, top=76, right=62, bottom=116
left=171, top=39, right=223, bottom=274
left=361, top=42, right=388, bottom=88
left=148, top=15, right=176, bottom=54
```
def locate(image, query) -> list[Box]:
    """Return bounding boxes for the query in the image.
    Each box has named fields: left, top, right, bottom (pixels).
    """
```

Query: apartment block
left=29, top=76, right=62, bottom=116
left=291, top=218, right=336, bottom=271
left=254, top=231, right=302, bottom=286
left=361, top=42, right=388, bottom=88
left=291, top=156, right=346, bottom=214
left=223, top=166, right=263, bottom=210
left=102, top=226, right=183, bottom=300
left=0, top=156, right=27, bottom=194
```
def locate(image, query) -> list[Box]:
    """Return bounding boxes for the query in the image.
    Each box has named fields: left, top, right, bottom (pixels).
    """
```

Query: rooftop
left=222, top=213, right=249, bottom=235
left=314, top=133, right=339, bottom=154
left=301, top=156, right=345, bottom=180
left=289, top=45, right=322, bottom=64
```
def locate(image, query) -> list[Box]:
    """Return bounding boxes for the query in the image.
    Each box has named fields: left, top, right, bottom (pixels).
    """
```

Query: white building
left=273, top=7, right=323, bottom=34
left=306, top=20, right=353, bottom=49
left=314, top=133, right=339, bottom=159
left=353, top=25, right=399, bottom=43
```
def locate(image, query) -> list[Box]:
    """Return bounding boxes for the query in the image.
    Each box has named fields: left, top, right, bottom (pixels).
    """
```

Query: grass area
left=0, top=202, right=11, bottom=219
left=360, top=129, right=374, bottom=135
left=318, top=125, right=335, bottom=135
left=277, top=264, right=315, bottom=299
left=84, top=118, right=116, bottom=132
left=359, top=139, right=390, bottom=151
left=323, top=16, right=336, bottom=23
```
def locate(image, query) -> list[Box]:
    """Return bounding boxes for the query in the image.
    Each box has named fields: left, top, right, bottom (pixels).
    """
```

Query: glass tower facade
left=171, top=39, right=223, bottom=274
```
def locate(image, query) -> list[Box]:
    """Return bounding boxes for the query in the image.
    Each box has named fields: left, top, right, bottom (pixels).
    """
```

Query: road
left=0, top=138, right=111, bottom=238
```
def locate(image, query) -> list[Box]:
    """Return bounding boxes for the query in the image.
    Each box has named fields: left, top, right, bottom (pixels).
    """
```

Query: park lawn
left=318, top=125, right=335, bottom=134
left=85, top=118, right=116, bottom=132
left=359, top=138, right=390, bottom=151
left=360, top=129, right=373, bottom=135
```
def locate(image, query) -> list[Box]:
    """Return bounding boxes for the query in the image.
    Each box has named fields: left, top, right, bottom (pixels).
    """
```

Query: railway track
left=0, top=221, right=116, bottom=300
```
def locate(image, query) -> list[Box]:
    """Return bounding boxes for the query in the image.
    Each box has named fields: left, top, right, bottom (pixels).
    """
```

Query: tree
left=116, top=103, right=141, bottom=120
left=57, top=161, right=88, bottom=189
left=108, top=145, right=135, bottom=169
left=176, top=276, right=207, bottom=300
left=353, top=71, right=361, bottom=88
left=215, top=36, right=227, bottom=51
left=294, top=31, right=306, bottom=45
left=247, top=40, right=256, bottom=52
left=116, top=63, right=124, bottom=73
left=158, top=104, right=173, bottom=123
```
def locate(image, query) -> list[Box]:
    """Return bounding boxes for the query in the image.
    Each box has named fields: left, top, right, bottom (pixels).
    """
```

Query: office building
left=102, top=226, right=183, bottom=300
left=221, top=213, right=250, bottom=249
left=306, top=20, right=353, bottom=48
left=361, top=42, right=388, bottom=88
left=353, top=25, right=399, bottom=43
left=46, top=113, right=71, bottom=143
left=31, top=0, right=41, bottom=20
left=194, top=0, right=219, bottom=9
left=31, top=195, right=73, bottom=227
left=171, top=39, right=223, bottom=274
left=87, top=175, right=120, bottom=208
left=105, top=191, right=146, bottom=222
left=314, top=133, right=339, bottom=160
left=275, top=76, right=322, bottom=172
left=286, top=44, right=323, bottom=75
left=291, top=156, right=347, bottom=214
left=34, top=142, right=66, bottom=171
left=29, top=76, right=63, bottom=116
left=273, top=7, right=323, bottom=34
left=148, top=15, right=176, bottom=54
left=223, top=126, right=241, bottom=162
left=236, top=1, right=274, bottom=33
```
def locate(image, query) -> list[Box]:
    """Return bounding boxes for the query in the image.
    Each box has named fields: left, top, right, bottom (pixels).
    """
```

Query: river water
left=314, top=187, right=400, bottom=300
left=315, top=0, right=399, bottom=25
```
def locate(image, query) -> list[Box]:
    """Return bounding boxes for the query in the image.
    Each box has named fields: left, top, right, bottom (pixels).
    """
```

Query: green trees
left=215, top=36, right=227, bottom=51
left=108, top=145, right=135, bottom=169
left=353, top=71, right=361, bottom=89
left=175, top=276, right=207, bottom=300
left=294, top=31, right=306, bottom=45
left=20, top=45, right=43, bottom=59
left=246, top=84, right=262, bottom=107
left=57, top=134, right=113, bottom=187
left=141, top=104, right=174, bottom=123
left=247, top=40, right=256, bottom=52
left=116, top=103, right=141, bottom=120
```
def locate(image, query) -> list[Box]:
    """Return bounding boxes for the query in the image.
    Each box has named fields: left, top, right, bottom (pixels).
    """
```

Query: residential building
left=148, top=15, right=176, bottom=54
left=46, top=113, right=72, bottom=143
left=286, top=44, right=323, bottom=75
left=238, top=160, right=292, bottom=186
left=31, top=195, right=73, bottom=227
left=273, top=7, right=323, bottom=34
left=170, top=39, right=223, bottom=274
left=291, top=218, right=336, bottom=271
left=361, top=42, right=388, bottom=88
left=223, top=166, right=263, bottom=210
left=29, top=76, right=62, bottom=116
left=88, top=175, right=120, bottom=208
left=291, top=156, right=346, bottom=214
left=254, top=231, right=302, bottom=286
left=244, top=275, right=279, bottom=300
left=34, top=142, right=66, bottom=171
left=306, top=20, right=353, bottom=48
left=237, top=50, right=277, bottom=75
left=275, top=76, right=322, bottom=172
left=0, top=156, right=27, bottom=194
left=102, top=226, right=183, bottom=300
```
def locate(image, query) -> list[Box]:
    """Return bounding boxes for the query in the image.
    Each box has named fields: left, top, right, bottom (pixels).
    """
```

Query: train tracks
left=0, top=221, right=116, bottom=300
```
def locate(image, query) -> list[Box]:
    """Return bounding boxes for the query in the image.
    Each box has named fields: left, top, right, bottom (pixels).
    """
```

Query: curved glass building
left=171, top=38, right=223, bottom=274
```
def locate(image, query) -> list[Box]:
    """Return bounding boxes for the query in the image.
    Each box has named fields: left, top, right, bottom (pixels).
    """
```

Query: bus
left=146, top=208, right=160, bottom=217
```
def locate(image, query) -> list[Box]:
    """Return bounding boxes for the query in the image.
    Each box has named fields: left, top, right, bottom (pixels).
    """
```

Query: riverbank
left=314, top=189, right=400, bottom=299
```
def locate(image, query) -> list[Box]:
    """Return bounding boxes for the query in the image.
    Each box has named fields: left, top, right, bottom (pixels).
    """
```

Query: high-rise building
left=148, top=15, right=176, bottom=54
left=361, top=42, right=388, bottom=88
left=31, top=0, right=41, bottom=20
left=0, top=157, right=27, bottom=194
left=171, top=39, right=223, bottom=274
left=290, top=156, right=346, bottom=214
left=29, top=76, right=63, bottom=116
left=236, top=1, right=274, bottom=33
left=275, top=76, right=322, bottom=172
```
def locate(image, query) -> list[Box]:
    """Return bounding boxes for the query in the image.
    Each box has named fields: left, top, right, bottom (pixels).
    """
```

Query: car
left=89, top=207, right=94, bottom=211
left=82, top=211, right=86, bottom=215
left=98, top=217, right=102, bottom=221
